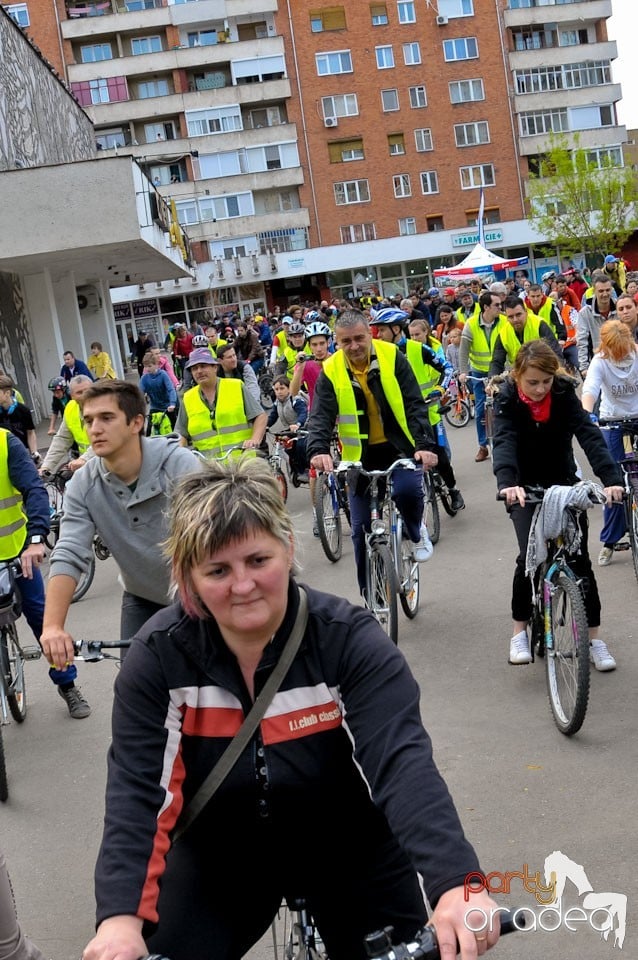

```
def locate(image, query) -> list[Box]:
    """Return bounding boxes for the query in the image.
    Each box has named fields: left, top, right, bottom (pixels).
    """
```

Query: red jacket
left=173, top=333, right=194, bottom=358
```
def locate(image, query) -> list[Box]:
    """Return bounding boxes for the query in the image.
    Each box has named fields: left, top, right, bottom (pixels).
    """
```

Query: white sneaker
left=412, top=523, right=433, bottom=562
left=598, top=546, right=614, bottom=566
left=509, top=631, right=531, bottom=665
left=590, top=639, right=616, bottom=672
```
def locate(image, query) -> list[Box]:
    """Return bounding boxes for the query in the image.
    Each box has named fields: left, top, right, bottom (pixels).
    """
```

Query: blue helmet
left=372, top=308, right=410, bottom=328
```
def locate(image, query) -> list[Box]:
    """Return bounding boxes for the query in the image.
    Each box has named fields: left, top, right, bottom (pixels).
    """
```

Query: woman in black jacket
left=492, top=341, right=624, bottom=670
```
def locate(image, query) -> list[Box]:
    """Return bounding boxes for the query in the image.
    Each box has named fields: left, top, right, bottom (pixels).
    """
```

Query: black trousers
left=509, top=503, right=601, bottom=627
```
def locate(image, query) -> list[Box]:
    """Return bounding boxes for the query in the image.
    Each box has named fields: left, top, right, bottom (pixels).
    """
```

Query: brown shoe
left=475, top=446, right=489, bottom=462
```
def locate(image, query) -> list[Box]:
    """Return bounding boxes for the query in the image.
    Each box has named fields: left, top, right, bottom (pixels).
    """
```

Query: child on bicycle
left=492, top=340, right=624, bottom=670
left=267, top=377, right=308, bottom=479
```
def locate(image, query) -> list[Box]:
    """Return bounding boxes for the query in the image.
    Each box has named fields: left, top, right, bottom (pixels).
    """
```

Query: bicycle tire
left=423, top=478, right=440, bottom=545
left=628, top=489, right=638, bottom=584
left=273, top=467, right=288, bottom=504
left=314, top=474, right=342, bottom=562
left=435, top=473, right=458, bottom=518
left=367, top=542, right=399, bottom=645
left=545, top=571, right=590, bottom=736
left=0, top=624, right=26, bottom=723
left=71, top=553, right=96, bottom=603
left=444, top=399, right=470, bottom=429
left=0, top=725, right=7, bottom=802
left=259, top=372, right=275, bottom=409
left=397, top=517, right=420, bottom=619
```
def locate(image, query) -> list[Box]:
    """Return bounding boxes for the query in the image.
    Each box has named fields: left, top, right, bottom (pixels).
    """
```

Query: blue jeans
left=15, top=567, right=77, bottom=686
left=347, top=444, right=423, bottom=593
left=469, top=370, right=488, bottom=447
left=600, top=428, right=627, bottom=545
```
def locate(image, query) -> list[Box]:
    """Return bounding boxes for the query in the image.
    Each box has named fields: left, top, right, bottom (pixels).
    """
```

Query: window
left=340, top=223, right=376, bottom=243
left=403, top=42, right=421, bottom=65
left=460, top=163, right=495, bottom=189
left=519, top=109, right=567, bottom=137
left=144, top=121, right=176, bottom=142
left=321, top=94, right=359, bottom=118
left=466, top=207, right=499, bottom=227
left=71, top=77, right=129, bottom=106
left=186, top=105, right=242, bottom=136
left=198, top=151, right=245, bottom=178
left=559, top=29, right=588, bottom=47
left=409, top=85, right=427, bottom=108
left=334, top=179, right=370, bottom=205
left=316, top=50, right=353, bottom=75
left=232, top=55, right=285, bottom=84
left=376, top=46, right=394, bottom=69
left=80, top=43, right=113, bottom=63
left=437, top=0, right=473, bottom=17
left=586, top=146, right=623, bottom=170
left=393, top=174, right=411, bottom=198
left=454, top=121, right=490, bottom=147
left=399, top=217, right=417, bottom=236
left=370, top=2, right=388, bottom=25
left=570, top=104, right=614, bottom=131
left=414, top=128, right=433, bottom=151
left=96, top=128, right=127, bottom=149
left=5, top=3, right=29, bottom=26
left=310, top=7, right=346, bottom=32
left=397, top=1, right=415, bottom=23
left=137, top=78, right=170, bottom=98
left=449, top=78, right=484, bottom=103
left=443, top=37, right=478, bottom=61
left=427, top=216, right=445, bottom=232
left=131, top=36, right=162, bottom=55
left=187, top=30, right=219, bottom=46
left=564, top=60, right=611, bottom=89
left=328, top=139, right=365, bottom=162
left=381, top=88, right=399, bottom=111
left=420, top=171, right=439, bottom=194
left=149, top=163, right=184, bottom=186
left=388, top=133, right=405, bottom=155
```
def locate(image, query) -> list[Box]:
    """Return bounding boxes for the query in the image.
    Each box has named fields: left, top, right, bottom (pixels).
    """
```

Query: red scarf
left=517, top=386, right=552, bottom=423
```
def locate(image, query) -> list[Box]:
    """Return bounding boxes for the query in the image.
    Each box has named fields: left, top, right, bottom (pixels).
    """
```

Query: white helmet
left=305, top=321, right=331, bottom=339
left=192, top=334, right=209, bottom=348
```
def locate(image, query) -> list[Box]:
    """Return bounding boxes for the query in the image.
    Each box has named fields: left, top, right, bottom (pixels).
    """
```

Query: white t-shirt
left=582, top=350, right=638, bottom=420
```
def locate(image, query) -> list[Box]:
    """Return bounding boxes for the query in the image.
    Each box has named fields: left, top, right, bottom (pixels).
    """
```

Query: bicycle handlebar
left=72, top=639, right=132, bottom=662
left=335, top=458, right=418, bottom=478
left=598, top=417, right=638, bottom=431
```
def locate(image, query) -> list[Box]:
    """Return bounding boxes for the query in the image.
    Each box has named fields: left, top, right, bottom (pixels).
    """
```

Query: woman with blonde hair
left=87, top=341, right=116, bottom=380
left=492, top=340, right=623, bottom=670
left=582, top=319, right=638, bottom=565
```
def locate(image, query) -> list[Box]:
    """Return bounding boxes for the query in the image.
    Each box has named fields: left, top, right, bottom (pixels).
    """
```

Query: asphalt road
left=1, top=423, right=636, bottom=960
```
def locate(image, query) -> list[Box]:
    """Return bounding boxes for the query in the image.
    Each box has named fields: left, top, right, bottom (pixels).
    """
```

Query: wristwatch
left=30, top=535, right=43, bottom=544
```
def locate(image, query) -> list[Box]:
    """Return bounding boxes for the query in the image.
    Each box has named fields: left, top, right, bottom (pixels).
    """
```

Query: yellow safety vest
left=323, top=339, right=414, bottom=461
left=405, top=339, right=441, bottom=426
left=63, top=400, right=90, bottom=454
left=528, top=299, right=556, bottom=335
left=456, top=302, right=481, bottom=325
left=209, top=338, right=227, bottom=359
left=183, top=379, right=252, bottom=457
left=498, top=315, right=542, bottom=365
left=282, top=343, right=311, bottom=379
left=467, top=315, right=504, bottom=372
left=0, top=430, right=27, bottom=561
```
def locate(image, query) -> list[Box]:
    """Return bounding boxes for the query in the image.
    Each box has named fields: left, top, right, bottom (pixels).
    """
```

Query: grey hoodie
left=49, top=437, right=202, bottom=605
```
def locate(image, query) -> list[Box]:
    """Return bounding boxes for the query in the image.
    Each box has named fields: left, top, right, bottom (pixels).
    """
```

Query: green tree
left=527, top=134, right=638, bottom=261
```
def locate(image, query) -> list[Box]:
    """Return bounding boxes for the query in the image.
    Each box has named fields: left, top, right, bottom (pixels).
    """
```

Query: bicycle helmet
left=428, top=287, right=439, bottom=297
left=305, top=320, right=331, bottom=339
left=287, top=322, right=306, bottom=336
left=48, top=377, right=67, bottom=391
left=304, top=310, right=321, bottom=323
left=191, top=334, right=209, bottom=348
left=371, top=308, right=410, bottom=328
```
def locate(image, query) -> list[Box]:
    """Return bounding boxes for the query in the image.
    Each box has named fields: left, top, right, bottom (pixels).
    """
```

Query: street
left=1, top=423, right=636, bottom=960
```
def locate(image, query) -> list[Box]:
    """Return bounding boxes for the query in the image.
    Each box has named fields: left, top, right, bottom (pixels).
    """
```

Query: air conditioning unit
left=76, top=284, right=102, bottom=312
left=436, top=15, right=448, bottom=25
left=324, top=116, right=338, bottom=128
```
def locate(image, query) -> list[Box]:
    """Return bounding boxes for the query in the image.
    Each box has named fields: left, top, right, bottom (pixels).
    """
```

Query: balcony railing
left=66, top=0, right=163, bottom=17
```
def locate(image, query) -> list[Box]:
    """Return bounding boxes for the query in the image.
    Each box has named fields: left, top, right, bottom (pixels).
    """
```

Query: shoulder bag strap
left=173, top=586, right=309, bottom=842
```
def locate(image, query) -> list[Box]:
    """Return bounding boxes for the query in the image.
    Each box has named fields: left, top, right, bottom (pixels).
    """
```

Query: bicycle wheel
left=398, top=518, right=420, bottom=619
left=0, top=624, right=26, bottom=723
left=545, top=571, right=590, bottom=736
left=71, top=554, right=96, bottom=603
left=444, top=399, right=470, bottom=428
left=259, top=371, right=275, bottom=409
left=435, top=473, right=458, bottom=518
left=423, top=477, right=440, bottom=545
left=627, top=489, right=638, bottom=584
left=367, top=542, right=399, bottom=645
left=273, top=467, right=289, bottom=504
left=314, top=474, right=342, bottom=562
left=0, top=725, right=7, bottom=802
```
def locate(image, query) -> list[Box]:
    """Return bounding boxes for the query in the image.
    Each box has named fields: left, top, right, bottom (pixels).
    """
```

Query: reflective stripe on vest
left=0, top=430, right=27, bottom=560
left=323, top=340, right=414, bottom=461
left=499, top=315, right=542, bottom=365
left=183, top=380, right=252, bottom=456
left=63, top=400, right=90, bottom=454
left=467, top=315, right=504, bottom=372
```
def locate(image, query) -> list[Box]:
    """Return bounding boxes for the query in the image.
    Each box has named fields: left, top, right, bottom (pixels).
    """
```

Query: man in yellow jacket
left=489, top=296, right=563, bottom=376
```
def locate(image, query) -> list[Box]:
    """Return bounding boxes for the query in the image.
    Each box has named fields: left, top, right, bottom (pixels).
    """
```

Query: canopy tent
left=433, top=243, right=529, bottom=279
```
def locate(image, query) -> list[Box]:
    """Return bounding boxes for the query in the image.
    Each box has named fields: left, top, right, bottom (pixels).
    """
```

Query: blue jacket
left=4, top=432, right=50, bottom=540
left=60, top=360, right=94, bottom=382
left=140, top=370, right=177, bottom=412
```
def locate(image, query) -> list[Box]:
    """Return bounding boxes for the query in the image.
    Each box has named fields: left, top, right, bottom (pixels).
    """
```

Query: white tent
left=433, top=243, right=529, bottom=279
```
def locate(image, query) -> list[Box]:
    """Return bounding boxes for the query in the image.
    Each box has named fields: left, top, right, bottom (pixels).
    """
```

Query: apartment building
left=4, top=0, right=627, bottom=335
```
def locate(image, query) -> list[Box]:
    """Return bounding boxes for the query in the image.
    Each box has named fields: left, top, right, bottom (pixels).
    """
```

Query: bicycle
left=498, top=484, right=599, bottom=736
left=443, top=374, right=475, bottom=429
left=336, top=459, right=422, bottom=644
left=599, top=417, right=638, bottom=582
left=267, top=430, right=310, bottom=503
left=0, top=559, right=41, bottom=802
left=313, top=467, right=351, bottom=563
left=258, top=365, right=276, bottom=409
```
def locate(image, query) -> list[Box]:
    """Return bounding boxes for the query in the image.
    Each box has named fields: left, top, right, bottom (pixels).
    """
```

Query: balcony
left=508, top=38, right=617, bottom=70
left=513, top=82, right=622, bottom=114
left=62, top=4, right=169, bottom=39
left=165, top=165, right=304, bottom=199
left=518, top=123, right=627, bottom=156
left=183, top=208, right=310, bottom=243
left=504, top=0, right=612, bottom=28
left=225, top=0, right=277, bottom=16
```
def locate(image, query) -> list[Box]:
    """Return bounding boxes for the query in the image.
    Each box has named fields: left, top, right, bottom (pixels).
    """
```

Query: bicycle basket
left=0, top=564, right=21, bottom=623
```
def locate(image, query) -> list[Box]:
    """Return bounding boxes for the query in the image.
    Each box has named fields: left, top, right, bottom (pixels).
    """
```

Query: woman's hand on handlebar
left=499, top=486, right=527, bottom=508
left=429, top=885, right=500, bottom=959
left=83, top=915, right=146, bottom=960
left=604, top=485, right=624, bottom=505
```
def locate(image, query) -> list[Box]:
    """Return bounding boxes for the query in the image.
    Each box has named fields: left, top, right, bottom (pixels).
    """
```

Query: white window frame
left=375, top=45, right=395, bottom=69
left=454, top=120, right=490, bottom=147
left=186, top=105, right=243, bottom=136
left=403, top=42, right=421, bottom=65
left=89, top=78, right=110, bottom=104
left=519, top=109, right=568, bottom=137
left=388, top=136, right=406, bottom=156
left=443, top=37, right=478, bottom=62
left=340, top=223, right=376, bottom=243
left=80, top=43, right=113, bottom=63
left=398, top=217, right=417, bottom=236
left=397, top=1, right=416, bottom=24
left=315, top=50, right=353, bottom=75
left=334, top=179, right=371, bottom=205
left=393, top=174, right=412, bottom=198
left=420, top=170, right=439, bottom=195
left=449, top=78, right=484, bottom=103
left=409, top=85, right=427, bottom=108
left=381, top=88, right=400, bottom=112
left=321, top=94, right=359, bottom=118
left=437, top=0, right=474, bottom=18
left=585, top=146, right=623, bottom=170
left=459, top=163, right=495, bottom=189
left=131, top=36, right=163, bottom=55
left=137, top=78, right=170, bottom=98
left=5, top=3, right=29, bottom=26
left=414, top=128, right=433, bottom=152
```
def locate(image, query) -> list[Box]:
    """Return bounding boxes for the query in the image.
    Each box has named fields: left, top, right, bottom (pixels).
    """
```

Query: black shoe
left=58, top=684, right=91, bottom=719
left=450, top=489, right=465, bottom=511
